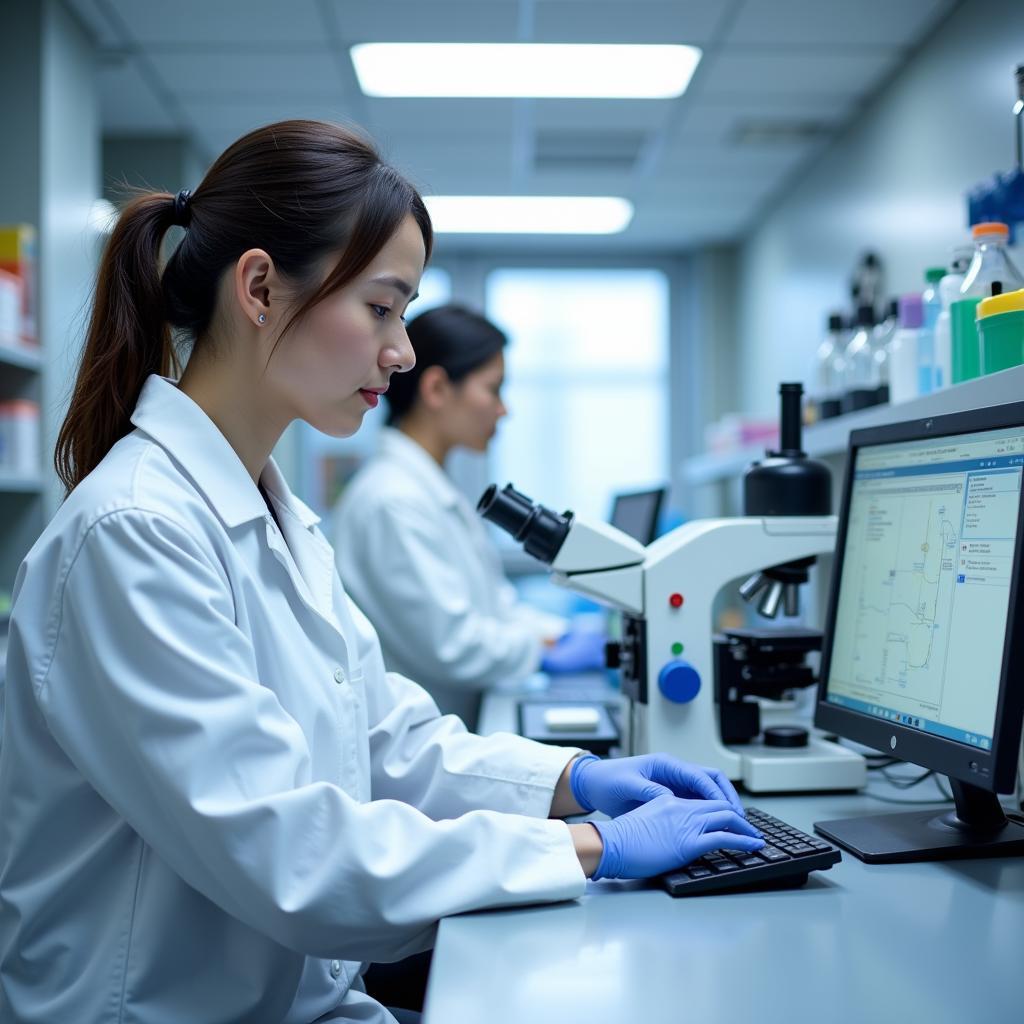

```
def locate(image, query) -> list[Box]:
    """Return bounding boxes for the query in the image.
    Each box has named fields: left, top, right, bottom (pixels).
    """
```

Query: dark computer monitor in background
left=814, top=403, right=1024, bottom=862
left=609, top=487, right=666, bottom=546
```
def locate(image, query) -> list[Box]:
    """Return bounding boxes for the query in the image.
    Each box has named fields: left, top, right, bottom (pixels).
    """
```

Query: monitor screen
left=610, top=488, right=665, bottom=546
left=813, top=407, right=1024, bottom=861
left=818, top=412, right=1024, bottom=790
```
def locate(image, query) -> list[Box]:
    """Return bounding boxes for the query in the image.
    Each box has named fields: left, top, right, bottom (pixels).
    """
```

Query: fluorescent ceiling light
left=423, top=196, right=634, bottom=235
left=351, top=43, right=701, bottom=99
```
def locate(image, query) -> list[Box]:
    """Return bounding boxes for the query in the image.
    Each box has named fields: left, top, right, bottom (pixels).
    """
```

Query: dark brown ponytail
left=54, top=193, right=180, bottom=494
left=55, top=120, right=432, bottom=493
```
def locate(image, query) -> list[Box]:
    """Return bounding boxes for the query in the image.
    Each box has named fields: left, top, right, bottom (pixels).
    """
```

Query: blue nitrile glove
left=569, top=752, right=746, bottom=818
left=590, top=794, right=765, bottom=880
left=541, top=629, right=607, bottom=674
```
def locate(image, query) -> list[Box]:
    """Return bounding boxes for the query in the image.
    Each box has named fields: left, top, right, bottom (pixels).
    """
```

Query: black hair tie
left=172, top=189, right=193, bottom=228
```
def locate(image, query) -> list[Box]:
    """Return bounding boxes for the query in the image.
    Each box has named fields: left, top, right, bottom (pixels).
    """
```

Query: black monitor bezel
left=814, top=401, right=1024, bottom=793
left=609, top=486, right=666, bottom=546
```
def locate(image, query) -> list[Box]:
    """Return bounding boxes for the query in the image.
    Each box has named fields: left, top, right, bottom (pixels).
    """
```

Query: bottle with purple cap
left=887, top=294, right=924, bottom=405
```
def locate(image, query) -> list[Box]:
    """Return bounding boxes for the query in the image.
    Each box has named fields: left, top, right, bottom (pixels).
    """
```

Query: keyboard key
left=687, top=867, right=713, bottom=878
left=738, top=856, right=765, bottom=867
left=759, top=846, right=790, bottom=861
left=711, top=861, right=740, bottom=873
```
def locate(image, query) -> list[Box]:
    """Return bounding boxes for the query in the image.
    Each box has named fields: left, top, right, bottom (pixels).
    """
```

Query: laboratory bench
left=422, top=681, right=1023, bottom=1024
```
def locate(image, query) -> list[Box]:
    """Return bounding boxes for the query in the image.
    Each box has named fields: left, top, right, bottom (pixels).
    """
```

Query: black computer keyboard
left=661, top=807, right=842, bottom=897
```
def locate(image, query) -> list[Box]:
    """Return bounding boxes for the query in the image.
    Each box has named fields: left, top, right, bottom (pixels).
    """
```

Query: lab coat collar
left=130, top=376, right=318, bottom=530
left=260, top=458, right=321, bottom=528
left=378, top=427, right=461, bottom=511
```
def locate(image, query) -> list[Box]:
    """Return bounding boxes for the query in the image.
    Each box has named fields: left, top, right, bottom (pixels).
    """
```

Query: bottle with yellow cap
left=951, top=223, right=1023, bottom=385
left=977, top=288, right=1024, bottom=375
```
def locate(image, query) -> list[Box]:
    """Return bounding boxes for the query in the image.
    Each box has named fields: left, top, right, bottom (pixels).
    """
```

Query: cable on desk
left=865, top=766, right=954, bottom=805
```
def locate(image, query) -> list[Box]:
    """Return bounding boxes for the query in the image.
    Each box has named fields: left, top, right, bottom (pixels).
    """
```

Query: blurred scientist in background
left=334, top=304, right=604, bottom=728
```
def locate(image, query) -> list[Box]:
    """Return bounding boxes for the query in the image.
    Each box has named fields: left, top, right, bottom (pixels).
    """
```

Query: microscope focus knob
left=657, top=660, right=701, bottom=704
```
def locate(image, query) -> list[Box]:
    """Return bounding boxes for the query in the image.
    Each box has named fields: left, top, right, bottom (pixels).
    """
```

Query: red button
left=669, top=593, right=684, bottom=608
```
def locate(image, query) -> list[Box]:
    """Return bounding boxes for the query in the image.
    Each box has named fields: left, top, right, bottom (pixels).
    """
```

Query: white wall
left=736, top=0, right=1024, bottom=417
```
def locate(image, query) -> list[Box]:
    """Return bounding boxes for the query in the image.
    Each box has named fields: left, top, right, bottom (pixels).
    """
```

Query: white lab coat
left=0, top=377, right=585, bottom=1024
left=334, top=428, right=567, bottom=727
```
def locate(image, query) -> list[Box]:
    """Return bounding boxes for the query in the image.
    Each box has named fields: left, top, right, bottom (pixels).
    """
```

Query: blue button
left=658, top=660, right=701, bottom=703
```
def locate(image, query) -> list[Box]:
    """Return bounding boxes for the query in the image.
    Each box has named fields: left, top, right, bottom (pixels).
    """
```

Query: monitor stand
left=814, top=779, right=1024, bottom=863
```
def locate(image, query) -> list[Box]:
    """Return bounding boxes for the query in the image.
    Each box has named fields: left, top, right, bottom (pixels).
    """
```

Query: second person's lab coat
left=335, top=428, right=566, bottom=727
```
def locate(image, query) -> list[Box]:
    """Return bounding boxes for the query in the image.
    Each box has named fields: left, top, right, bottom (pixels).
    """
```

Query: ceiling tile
left=531, top=99, right=674, bottom=132
left=97, top=57, right=179, bottom=133
left=532, top=1, right=730, bottom=44
left=725, top=0, right=955, bottom=47
left=182, top=97, right=359, bottom=157
left=672, top=94, right=855, bottom=146
left=64, top=0, right=124, bottom=49
left=696, top=49, right=903, bottom=99
left=361, top=99, right=519, bottom=139
left=384, top=143, right=516, bottom=190
left=658, top=139, right=825, bottom=185
left=106, top=0, right=327, bottom=46
left=328, top=2, right=519, bottom=43
left=148, top=50, right=345, bottom=99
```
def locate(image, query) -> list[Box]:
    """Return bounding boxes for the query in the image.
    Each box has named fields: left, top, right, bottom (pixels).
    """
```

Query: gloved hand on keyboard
left=569, top=752, right=746, bottom=818
left=590, top=794, right=765, bottom=880
left=540, top=629, right=607, bottom=674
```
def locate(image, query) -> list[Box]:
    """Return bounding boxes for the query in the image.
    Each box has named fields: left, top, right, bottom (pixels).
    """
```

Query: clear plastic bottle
left=961, top=222, right=1024, bottom=297
left=871, top=299, right=898, bottom=405
left=917, top=268, right=944, bottom=395
left=811, top=313, right=848, bottom=420
left=842, top=304, right=880, bottom=413
left=889, top=294, right=923, bottom=404
left=934, top=246, right=973, bottom=391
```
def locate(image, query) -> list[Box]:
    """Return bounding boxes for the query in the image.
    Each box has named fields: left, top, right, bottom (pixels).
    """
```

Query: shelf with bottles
left=682, top=363, right=1024, bottom=486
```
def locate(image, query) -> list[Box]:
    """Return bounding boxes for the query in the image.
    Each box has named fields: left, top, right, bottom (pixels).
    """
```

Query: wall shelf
left=0, top=343, right=42, bottom=372
left=682, top=365, right=1024, bottom=486
left=0, top=473, right=43, bottom=494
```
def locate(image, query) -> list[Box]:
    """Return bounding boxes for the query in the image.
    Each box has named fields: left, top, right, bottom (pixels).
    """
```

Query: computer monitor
left=610, top=487, right=666, bottom=546
left=814, top=403, right=1024, bottom=862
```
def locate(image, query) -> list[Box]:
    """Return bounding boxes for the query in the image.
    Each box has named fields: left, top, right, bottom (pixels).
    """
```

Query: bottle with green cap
left=917, top=267, right=945, bottom=394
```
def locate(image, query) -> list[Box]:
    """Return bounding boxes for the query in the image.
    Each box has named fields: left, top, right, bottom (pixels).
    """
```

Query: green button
left=671, top=642, right=684, bottom=655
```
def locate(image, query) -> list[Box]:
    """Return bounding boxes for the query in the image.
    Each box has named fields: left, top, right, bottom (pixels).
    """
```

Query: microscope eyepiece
left=477, top=483, right=573, bottom=565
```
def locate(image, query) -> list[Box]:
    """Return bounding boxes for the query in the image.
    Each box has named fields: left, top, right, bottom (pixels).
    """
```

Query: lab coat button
left=330, top=959, right=343, bottom=978
left=333, top=668, right=346, bottom=685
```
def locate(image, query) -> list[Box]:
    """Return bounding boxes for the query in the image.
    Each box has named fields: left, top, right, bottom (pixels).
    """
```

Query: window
left=485, top=268, right=669, bottom=521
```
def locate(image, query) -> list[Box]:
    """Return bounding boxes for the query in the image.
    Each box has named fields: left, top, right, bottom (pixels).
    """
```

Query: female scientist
left=0, top=120, right=762, bottom=1024
left=334, top=304, right=604, bottom=729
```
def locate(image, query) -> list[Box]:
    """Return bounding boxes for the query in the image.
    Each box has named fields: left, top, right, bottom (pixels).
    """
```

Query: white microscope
left=478, top=384, right=866, bottom=793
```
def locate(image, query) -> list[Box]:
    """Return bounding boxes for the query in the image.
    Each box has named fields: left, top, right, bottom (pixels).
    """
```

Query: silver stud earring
left=257, top=313, right=267, bottom=324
